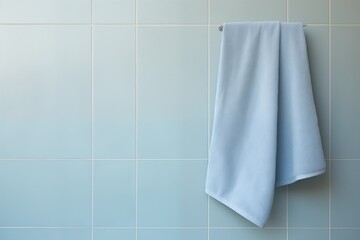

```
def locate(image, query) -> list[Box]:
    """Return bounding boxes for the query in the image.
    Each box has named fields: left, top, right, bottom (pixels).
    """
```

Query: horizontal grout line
left=1, top=23, right=360, bottom=27
left=0, top=158, right=208, bottom=161
left=2, top=226, right=360, bottom=230
left=330, top=158, right=360, bottom=161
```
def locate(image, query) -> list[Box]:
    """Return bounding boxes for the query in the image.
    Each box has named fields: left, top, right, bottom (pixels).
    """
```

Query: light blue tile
left=288, top=170, right=329, bottom=227
left=138, top=229, right=207, bottom=240
left=210, top=187, right=287, bottom=227
left=331, top=27, right=360, bottom=159
left=0, top=160, right=92, bottom=226
left=0, top=26, right=91, bottom=159
left=288, top=229, right=328, bottom=240
left=211, top=0, right=286, bottom=24
left=137, top=0, right=207, bottom=24
left=0, top=229, right=91, bottom=240
left=289, top=0, right=328, bottom=23
left=93, top=26, right=135, bottom=159
left=93, top=0, right=135, bottom=23
left=138, top=160, right=208, bottom=227
left=0, top=0, right=90, bottom=23
left=331, top=160, right=360, bottom=227
left=332, top=229, right=360, bottom=240
left=304, top=27, right=330, bottom=158
left=93, top=161, right=136, bottom=227
left=210, top=229, right=286, bottom=240
left=93, top=229, right=135, bottom=240
left=332, top=0, right=360, bottom=23
left=137, top=27, right=208, bottom=159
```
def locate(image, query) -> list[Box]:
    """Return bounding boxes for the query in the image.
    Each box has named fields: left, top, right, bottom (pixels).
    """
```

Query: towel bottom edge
left=276, top=168, right=326, bottom=187
left=205, top=189, right=265, bottom=228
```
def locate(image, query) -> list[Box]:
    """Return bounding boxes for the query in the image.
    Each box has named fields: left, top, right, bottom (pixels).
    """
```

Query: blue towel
left=206, top=22, right=326, bottom=227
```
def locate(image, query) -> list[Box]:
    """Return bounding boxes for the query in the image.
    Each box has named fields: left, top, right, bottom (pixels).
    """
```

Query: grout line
left=2, top=226, right=360, bottom=229
left=0, top=158, right=209, bottom=161
left=90, top=0, right=94, bottom=238
left=1, top=23, right=360, bottom=27
left=286, top=0, right=289, bottom=22
left=286, top=186, right=289, bottom=240
left=328, top=0, right=332, bottom=239
left=135, top=0, right=138, bottom=239
left=207, top=0, right=211, bottom=239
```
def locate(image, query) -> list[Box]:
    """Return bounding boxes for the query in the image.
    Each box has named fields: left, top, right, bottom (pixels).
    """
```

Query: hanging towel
left=205, top=22, right=326, bottom=228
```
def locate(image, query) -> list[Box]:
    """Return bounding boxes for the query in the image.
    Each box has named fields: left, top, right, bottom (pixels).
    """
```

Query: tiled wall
left=0, top=0, right=359, bottom=240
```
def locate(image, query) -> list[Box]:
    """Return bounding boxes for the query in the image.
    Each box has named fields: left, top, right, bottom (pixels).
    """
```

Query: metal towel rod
left=219, top=24, right=307, bottom=32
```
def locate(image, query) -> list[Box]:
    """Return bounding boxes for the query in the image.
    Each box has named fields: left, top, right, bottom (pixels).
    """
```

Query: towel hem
left=276, top=168, right=326, bottom=187
left=205, top=189, right=265, bottom=228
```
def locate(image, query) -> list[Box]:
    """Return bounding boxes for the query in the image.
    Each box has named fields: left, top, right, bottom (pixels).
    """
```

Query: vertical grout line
left=286, top=0, right=289, bottom=22
left=286, top=186, right=289, bottom=240
left=90, top=0, right=94, bottom=239
left=328, top=0, right=332, bottom=239
left=207, top=0, right=211, bottom=239
left=135, top=0, right=138, bottom=239
left=286, top=3, right=289, bottom=240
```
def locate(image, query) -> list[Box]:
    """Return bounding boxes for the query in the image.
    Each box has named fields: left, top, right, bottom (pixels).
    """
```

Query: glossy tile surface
left=93, top=0, right=135, bottom=23
left=138, top=229, right=207, bottom=240
left=93, top=229, right=135, bottom=240
left=210, top=229, right=286, bottom=240
left=93, top=26, right=135, bottom=159
left=137, top=27, right=207, bottom=159
left=288, top=229, right=328, bottom=240
left=0, top=0, right=90, bottom=23
left=137, top=0, right=207, bottom=23
left=304, top=27, right=330, bottom=158
left=0, top=161, right=92, bottom=226
left=289, top=0, right=328, bottom=23
left=331, top=229, right=360, bottom=240
left=93, top=161, right=136, bottom=227
left=211, top=0, right=286, bottom=23
left=138, top=160, right=207, bottom=227
left=331, top=160, right=360, bottom=227
left=0, top=229, right=91, bottom=240
left=0, top=26, right=91, bottom=159
left=288, top=171, right=329, bottom=227
left=331, top=27, right=360, bottom=159
left=332, top=0, right=360, bottom=23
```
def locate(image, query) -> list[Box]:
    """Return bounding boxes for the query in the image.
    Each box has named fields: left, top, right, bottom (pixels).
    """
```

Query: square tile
left=210, top=187, right=287, bottom=227
left=331, top=160, right=360, bottom=227
left=304, top=27, right=330, bottom=158
left=288, top=229, right=328, bottom=240
left=288, top=170, right=329, bottom=227
left=0, top=26, right=91, bottom=159
left=210, top=229, right=286, bottom=240
left=289, top=0, right=328, bottom=23
left=332, top=0, right=360, bottom=23
left=93, top=229, right=135, bottom=240
left=138, top=160, right=208, bottom=227
left=138, top=229, right=207, bottom=240
left=331, top=27, right=360, bottom=159
left=93, top=26, right=135, bottom=159
left=0, top=229, right=91, bottom=240
left=93, top=0, right=135, bottom=23
left=137, top=27, right=208, bottom=159
left=0, top=160, right=92, bottom=226
left=331, top=229, right=360, bottom=240
left=137, top=0, right=207, bottom=24
left=211, top=0, right=286, bottom=24
left=0, top=0, right=90, bottom=23
left=93, top=161, right=136, bottom=227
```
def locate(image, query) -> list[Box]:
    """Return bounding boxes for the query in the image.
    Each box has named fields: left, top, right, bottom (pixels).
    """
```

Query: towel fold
left=205, top=22, right=326, bottom=227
